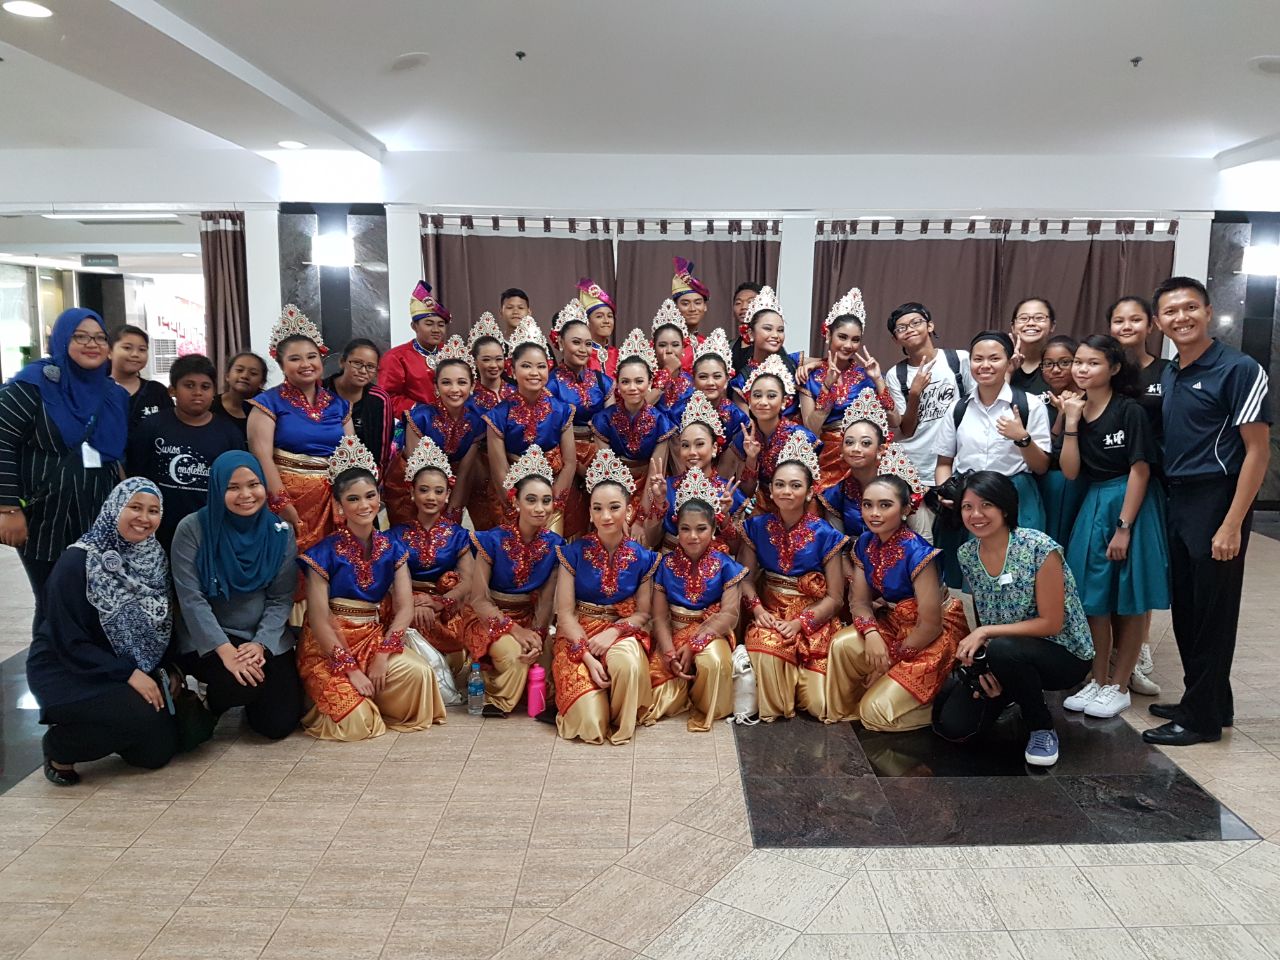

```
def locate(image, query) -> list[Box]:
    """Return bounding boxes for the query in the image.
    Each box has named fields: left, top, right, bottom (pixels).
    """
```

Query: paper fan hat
left=584, top=448, right=636, bottom=494
left=823, top=287, right=866, bottom=337
left=674, top=467, right=721, bottom=517
left=468, top=312, right=506, bottom=353
left=743, top=285, right=784, bottom=324
left=692, top=327, right=734, bottom=375
left=616, top=327, right=658, bottom=374
left=775, top=431, right=820, bottom=480
left=405, top=436, right=454, bottom=485
left=742, top=352, right=797, bottom=397
left=551, top=298, right=589, bottom=347
left=410, top=281, right=450, bottom=325
left=577, top=277, right=616, bottom=315
left=678, top=390, right=725, bottom=442
left=650, top=299, right=689, bottom=339
left=327, top=435, right=379, bottom=483
left=268, top=303, right=327, bottom=359
left=839, top=387, right=890, bottom=437
left=508, top=315, right=551, bottom=358
left=427, top=334, right=476, bottom=375
left=671, top=257, right=710, bottom=300
left=503, top=444, right=555, bottom=491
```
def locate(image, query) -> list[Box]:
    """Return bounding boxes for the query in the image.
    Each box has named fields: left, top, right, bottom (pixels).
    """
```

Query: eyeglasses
left=892, top=318, right=929, bottom=336
left=70, top=333, right=110, bottom=346
left=345, top=361, right=378, bottom=373
left=1016, top=313, right=1051, bottom=323
left=1040, top=359, right=1073, bottom=371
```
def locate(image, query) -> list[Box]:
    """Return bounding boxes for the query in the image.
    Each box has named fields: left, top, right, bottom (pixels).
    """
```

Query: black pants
left=42, top=685, right=179, bottom=769
left=19, top=553, right=57, bottom=634
left=181, top=645, right=303, bottom=741
left=1166, top=477, right=1252, bottom=737
left=935, top=636, right=1091, bottom=738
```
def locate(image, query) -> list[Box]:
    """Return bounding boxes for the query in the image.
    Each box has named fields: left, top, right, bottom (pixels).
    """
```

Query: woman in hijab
left=170, top=451, right=302, bottom=740
left=25, top=478, right=178, bottom=786
left=0, top=308, right=129, bottom=627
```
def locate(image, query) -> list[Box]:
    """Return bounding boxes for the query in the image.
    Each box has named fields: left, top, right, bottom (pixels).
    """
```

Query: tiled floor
left=0, top=528, right=1279, bottom=959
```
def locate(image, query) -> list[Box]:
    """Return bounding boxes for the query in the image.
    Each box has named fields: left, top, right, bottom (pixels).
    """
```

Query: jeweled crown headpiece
left=776, top=431, right=820, bottom=480
left=616, top=327, right=658, bottom=375
left=551, top=298, right=589, bottom=347
left=674, top=467, right=721, bottom=516
left=405, top=436, right=454, bottom=486
left=584, top=448, right=636, bottom=494
left=671, top=256, right=710, bottom=301
left=427, top=334, right=476, bottom=375
left=327, top=435, right=379, bottom=483
left=650, top=299, right=688, bottom=339
left=468, top=312, right=506, bottom=353
left=678, top=390, right=724, bottom=441
left=410, top=281, right=450, bottom=324
left=268, top=303, right=327, bottom=359
left=877, top=443, right=927, bottom=499
left=743, top=285, right=784, bottom=325
left=839, top=387, right=889, bottom=437
left=508, top=316, right=550, bottom=358
left=503, top=444, right=555, bottom=492
left=742, top=352, right=796, bottom=397
left=692, top=327, right=735, bottom=376
left=823, top=287, right=866, bottom=338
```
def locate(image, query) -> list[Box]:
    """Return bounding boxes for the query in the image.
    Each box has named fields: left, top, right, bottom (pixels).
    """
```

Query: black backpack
left=893, top=349, right=969, bottom=405
left=951, top=386, right=1030, bottom=430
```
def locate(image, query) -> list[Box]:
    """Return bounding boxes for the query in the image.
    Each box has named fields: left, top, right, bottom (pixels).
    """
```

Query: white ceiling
left=1, top=0, right=1279, bottom=160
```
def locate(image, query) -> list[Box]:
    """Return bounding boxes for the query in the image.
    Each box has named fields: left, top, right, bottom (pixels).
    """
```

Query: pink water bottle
left=526, top=664, right=547, bottom=717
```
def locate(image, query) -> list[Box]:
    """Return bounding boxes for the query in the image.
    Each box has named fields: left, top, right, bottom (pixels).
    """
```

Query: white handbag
left=726, top=644, right=759, bottom=725
left=404, top=627, right=463, bottom=705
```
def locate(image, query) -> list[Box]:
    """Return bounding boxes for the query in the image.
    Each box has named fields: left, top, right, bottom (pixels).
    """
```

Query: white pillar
left=386, top=203, right=423, bottom=347
left=243, top=206, right=282, bottom=384
left=776, top=216, right=817, bottom=355
left=1164, top=212, right=1214, bottom=358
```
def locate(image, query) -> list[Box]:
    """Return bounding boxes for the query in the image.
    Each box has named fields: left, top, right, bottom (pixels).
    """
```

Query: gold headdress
left=823, top=287, right=866, bottom=337
left=405, top=436, right=454, bottom=486
left=678, top=390, right=725, bottom=442
left=427, top=334, right=475, bottom=375
left=692, top=327, right=735, bottom=376
left=327, top=435, right=379, bottom=483
left=776, top=431, right=820, bottom=480
left=503, top=444, right=555, bottom=492
left=508, top=315, right=550, bottom=358
left=877, top=443, right=927, bottom=499
left=650, top=299, right=689, bottom=339
left=551, top=298, right=589, bottom=347
left=674, top=467, right=722, bottom=516
left=742, top=352, right=797, bottom=397
left=468, top=312, right=506, bottom=353
left=616, top=327, right=658, bottom=375
left=584, top=448, right=637, bottom=494
left=839, top=387, right=889, bottom=437
left=743, top=285, right=784, bottom=325
left=268, top=303, right=326, bottom=359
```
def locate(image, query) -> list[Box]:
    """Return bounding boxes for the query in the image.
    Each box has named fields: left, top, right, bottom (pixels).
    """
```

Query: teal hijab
left=196, top=451, right=289, bottom=600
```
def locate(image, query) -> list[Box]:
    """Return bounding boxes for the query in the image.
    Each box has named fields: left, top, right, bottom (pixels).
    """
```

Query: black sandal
left=43, top=760, right=80, bottom=787
left=481, top=704, right=507, bottom=718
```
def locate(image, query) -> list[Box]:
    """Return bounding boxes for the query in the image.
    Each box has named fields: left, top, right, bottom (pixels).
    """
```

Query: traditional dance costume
left=390, top=516, right=471, bottom=686
left=550, top=362, right=613, bottom=540
left=484, top=389, right=574, bottom=532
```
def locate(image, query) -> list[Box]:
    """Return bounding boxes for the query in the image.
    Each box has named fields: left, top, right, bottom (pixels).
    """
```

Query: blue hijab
left=10, top=308, right=129, bottom=462
left=196, top=451, right=290, bottom=600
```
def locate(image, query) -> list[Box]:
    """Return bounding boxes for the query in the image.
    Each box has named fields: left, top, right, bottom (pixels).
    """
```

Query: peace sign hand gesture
left=717, top=477, right=741, bottom=516
left=857, top=347, right=882, bottom=384
left=908, top=357, right=935, bottom=398
left=823, top=350, right=840, bottom=389
left=741, top=422, right=762, bottom=462
left=1010, top=335, right=1025, bottom=368
left=646, top=457, right=666, bottom=506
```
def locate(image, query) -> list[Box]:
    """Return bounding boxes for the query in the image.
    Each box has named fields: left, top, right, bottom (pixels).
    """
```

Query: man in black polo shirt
left=1143, top=277, right=1271, bottom=746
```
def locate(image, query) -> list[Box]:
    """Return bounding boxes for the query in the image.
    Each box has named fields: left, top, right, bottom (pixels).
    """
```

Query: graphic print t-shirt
left=126, top=408, right=245, bottom=547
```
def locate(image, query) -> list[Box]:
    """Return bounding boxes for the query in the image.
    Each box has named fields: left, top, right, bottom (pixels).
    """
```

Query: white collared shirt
left=932, top=383, right=1051, bottom=482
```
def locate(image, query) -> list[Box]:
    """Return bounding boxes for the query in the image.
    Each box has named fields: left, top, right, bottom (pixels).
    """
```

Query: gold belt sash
left=274, top=448, right=330, bottom=476
left=669, top=604, right=704, bottom=626
left=411, top=580, right=435, bottom=594
left=573, top=426, right=593, bottom=440
left=576, top=601, right=618, bottom=621
left=329, top=598, right=379, bottom=622
left=491, top=589, right=534, bottom=608
left=763, top=571, right=802, bottom=596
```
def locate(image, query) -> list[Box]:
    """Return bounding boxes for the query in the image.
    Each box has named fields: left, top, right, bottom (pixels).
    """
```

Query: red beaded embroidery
left=428, top=403, right=472, bottom=457
left=864, top=526, right=910, bottom=594
left=278, top=382, right=334, bottom=423
left=334, top=527, right=390, bottom=590
left=473, top=383, right=515, bottom=411
left=402, top=519, right=454, bottom=573
left=608, top=405, right=658, bottom=458
left=766, top=516, right=817, bottom=574
left=815, top=363, right=870, bottom=408
left=581, top=534, right=638, bottom=598
left=664, top=549, right=721, bottom=606
left=760, top=423, right=802, bottom=480
left=552, top=367, right=597, bottom=410
left=498, top=524, right=550, bottom=588
left=508, top=390, right=553, bottom=444
left=654, top=369, right=693, bottom=409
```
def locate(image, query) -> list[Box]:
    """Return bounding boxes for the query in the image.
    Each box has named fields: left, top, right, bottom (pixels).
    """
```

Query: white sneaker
left=1129, top=670, right=1161, bottom=696
left=1084, top=684, right=1131, bottom=718
left=1136, top=643, right=1155, bottom=676
left=1063, top=680, right=1102, bottom=712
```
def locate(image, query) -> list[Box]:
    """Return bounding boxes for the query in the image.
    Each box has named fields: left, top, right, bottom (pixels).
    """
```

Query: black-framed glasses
left=70, top=333, right=110, bottom=346
left=892, top=317, right=929, bottom=336
left=1040, top=359, right=1073, bottom=371
left=345, top=360, right=378, bottom=373
left=1016, top=313, right=1051, bottom=323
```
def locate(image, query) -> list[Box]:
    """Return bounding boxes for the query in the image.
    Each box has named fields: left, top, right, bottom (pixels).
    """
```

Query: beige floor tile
left=1079, top=864, right=1235, bottom=925
left=779, top=934, right=896, bottom=960
left=962, top=845, right=1075, bottom=868
left=672, top=780, right=751, bottom=844
left=383, top=722, right=478, bottom=762
left=618, top=821, right=751, bottom=895
left=186, top=846, right=322, bottom=909
left=503, top=908, right=550, bottom=946
left=268, top=759, right=379, bottom=803
left=633, top=725, right=719, bottom=761
left=862, top=846, right=971, bottom=870
left=20, top=899, right=175, bottom=960
left=259, top=907, right=397, bottom=959
left=382, top=905, right=509, bottom=960
left=493, top=916, right=637, bottom=960
left=644, top=898, right=798, bottom=960
left=773, top=848, right=874, bottom=878
left=450, top=760, right=548, bottom=803
left=531, top=798, right=630, bottom=849
left=79, top=847, right=219, bottom=906
left=1064, top=841, right=1249, bottom=868
left=515, top=846, right=624, bottom=911
left=631, top=758, right=720, bottom=798
left=300, top=729, right=401, bottom=762
left=233, top=799, right=355, bottom=850
left=975, top=866, right=1121, bottom=930
left=3, top=767, right=101, bottom=801
left=335, top=799, right=441, bottom=854
left=1245, top=925, right=1280, bottom=957
left=429, top=801, right=537, bottom=849
left=88, top=760, right=211, bottom=801
left=628, top=796, right=694, bottom=849
left=804, top=870, right=888, bottom=934
left=873, top=868, right=1003, bottom=933
left=542, top=758, right=635, bottom=801
left=360, top=759, right=463, bottom=803
left=293, top=846, right=423, bottom=910
left=131, top=798, right=259, bottom=852
left=1010, top=928, right=1146, bottom=960
left=139, top=905, right=286, bottom=960
left=37, top=797, right=169, bottom=847
left=0, top=843, right=123, bottom=903
left=0, top=798, right=82, bottom=851
left=405, top=846, right=524, bottom=908
left=551, top=865, right=697, bottom=951
left=705, top=849, right=847, bottom=931
left=181, top=759, right=296, bottom=801
left=218, top=732, right=315, bottom=762
left=0, top=902, right=65, bottom=960
left=1127, top=924, right=1276, bottom=960
left=892, top=931, right=1022, bottom=960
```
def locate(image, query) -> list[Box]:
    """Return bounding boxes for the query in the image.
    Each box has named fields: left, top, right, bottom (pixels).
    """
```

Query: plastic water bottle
left=526, top=664, right=547, bottom=717
left=467, top=662, right=485, bottom=716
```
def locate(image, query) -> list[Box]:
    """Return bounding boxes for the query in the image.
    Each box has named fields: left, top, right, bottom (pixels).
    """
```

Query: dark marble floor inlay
left=733, top=699, right=1259, bottom=847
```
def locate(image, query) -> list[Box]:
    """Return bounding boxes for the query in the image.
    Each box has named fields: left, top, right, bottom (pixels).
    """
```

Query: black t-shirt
left=1010, top=365, right=1049, bottom=397
left=127, top=378, right=174, bottom=429
left=1135, top=358, right=1170, bottom=444
left=211, top=394, right=251, bottom=439
left=1076, top=395, right=1155, bottom=482
left=126, top=408, right=245, bottom=548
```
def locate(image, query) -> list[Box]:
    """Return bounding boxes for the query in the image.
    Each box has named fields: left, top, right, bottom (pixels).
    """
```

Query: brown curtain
left=421, top=216, right=615, bottom=338
left=614, top=221, right=781, bottom=341
left=200, top=211, right=250, bottom=375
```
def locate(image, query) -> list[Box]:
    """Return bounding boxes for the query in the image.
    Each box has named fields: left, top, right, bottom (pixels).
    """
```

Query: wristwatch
left=1013, top=435, right=1032, bottom=448
left=1116, top=518, right=1132, bottom=530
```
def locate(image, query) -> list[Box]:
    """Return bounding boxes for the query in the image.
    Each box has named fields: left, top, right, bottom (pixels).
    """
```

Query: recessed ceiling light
left=390, top=52, right=430, bottom=73
left=1248, top=55, right=1280, bottom=77
left=277, top=140, right=307, bottom=150
left=2, top=1, right=53, bottom=17
left=971, top=215, right=988, bottom=221
left=42, top=212, right=178, bottom=220
left=181, top=252, right=198, bottom=258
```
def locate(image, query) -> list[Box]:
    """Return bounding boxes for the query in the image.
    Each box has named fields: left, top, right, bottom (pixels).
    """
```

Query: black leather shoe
left=43, top=759, right=80, bottom=787
left=1149, top=703, right=1232, bottom=727
left=1142, top=722, right=1221, bottom=746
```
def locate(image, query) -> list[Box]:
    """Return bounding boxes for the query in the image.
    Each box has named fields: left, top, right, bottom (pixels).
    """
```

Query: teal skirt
left=938, top=472, right=1048, bottom=589
left=1065, top=475, right=1170, bottom=617
left=1038, top=468, right=1090, bottom=549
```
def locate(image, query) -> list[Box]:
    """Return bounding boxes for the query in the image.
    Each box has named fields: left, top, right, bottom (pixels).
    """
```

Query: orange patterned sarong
left=816, top=427, right=848, bottom=494
left=561, top=435, right=596, bottom=540
left=459, top=591, right=536, bottom=662
left=743, top=572, right=841, bottom=675
left=468, top=448, right=505, bottom=532
left=878, top=596, right=968, bottom=704
left=296, top=602, right=388, bottom=723
left=552, top=598, right=648, bottom=713
left=275, top=449, right=338, bottom=554
left=648, top=602, right=732, bottom=688
left=382, top=452, right=416, bottom=528
left=394, top=573, right=465, bottom=654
